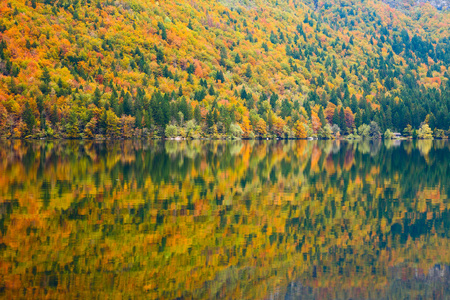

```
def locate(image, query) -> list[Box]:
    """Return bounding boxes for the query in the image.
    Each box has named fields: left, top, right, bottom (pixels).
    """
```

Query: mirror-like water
left=1, top=140, right=450, bottom=299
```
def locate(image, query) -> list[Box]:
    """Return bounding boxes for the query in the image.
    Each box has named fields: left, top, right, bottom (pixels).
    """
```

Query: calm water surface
left=1, top=139, right=450, bottom=299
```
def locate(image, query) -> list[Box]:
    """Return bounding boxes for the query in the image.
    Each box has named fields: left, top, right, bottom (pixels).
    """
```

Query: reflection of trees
left=417, top=139, right=433, bottom=157
left=384, top=138, right=402, bottom=149
left=1, top=140, right=450, bottom=298
left=229, top=141, right=244, bottom=156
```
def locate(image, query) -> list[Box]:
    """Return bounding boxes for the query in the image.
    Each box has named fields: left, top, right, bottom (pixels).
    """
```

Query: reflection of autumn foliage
left=1, top=140, right=450, bottom=298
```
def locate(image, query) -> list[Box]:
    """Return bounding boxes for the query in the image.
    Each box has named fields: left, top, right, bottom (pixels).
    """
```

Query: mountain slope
left=382, top=0, right=449, bottom=11
left=0, top=0, right=449, bottom=139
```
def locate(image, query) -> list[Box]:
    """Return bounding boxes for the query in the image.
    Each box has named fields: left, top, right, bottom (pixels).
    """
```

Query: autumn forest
left=0, top=0, right=450, bottom=139
left=3, top=0, right=450, bottom=298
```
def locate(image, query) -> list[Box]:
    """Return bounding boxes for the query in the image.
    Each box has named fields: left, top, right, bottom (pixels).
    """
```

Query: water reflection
left=1, top=140, right=450, bottom=299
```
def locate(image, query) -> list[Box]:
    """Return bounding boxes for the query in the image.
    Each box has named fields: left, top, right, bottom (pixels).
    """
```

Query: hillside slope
left=382, top=0, right=449, bottom=11
left=0, top=0, right=449, bottom=139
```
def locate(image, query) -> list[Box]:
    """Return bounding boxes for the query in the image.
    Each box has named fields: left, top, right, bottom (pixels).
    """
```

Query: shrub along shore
left=3, top=121, right=442, bottom=140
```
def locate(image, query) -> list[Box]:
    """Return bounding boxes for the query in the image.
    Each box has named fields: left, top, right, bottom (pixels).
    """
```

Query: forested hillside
left=382, top=0, right=449, bottom=11
left=0, top=0, right=450, bottom=139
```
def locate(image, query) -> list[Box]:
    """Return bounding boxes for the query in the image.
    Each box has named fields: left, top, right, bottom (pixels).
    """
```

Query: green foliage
left=245, top=64, right=252, bottom=78
left=369, top=121, right=381, bottom=139
left=434, top=128, right=446, bottom=139
left=418, top=123, right=433, bottom=139
left=229, top=123, right=243, bottom=139
left=165, top=124, right=178, bottom=138
left=384, top=129, right=394, bottom=139
left=65, top=110, right=79, bottom=139
left=358, top=124, right=370, bottom=138
left=185, top=119, right=198, bottom=138
left=403, top=125, right=413, bottom=137
left=22, top=102, right=35, bottom=136
left=106, top=110, right=120, bottom=138
left=318, top=123, right=333, bottom=139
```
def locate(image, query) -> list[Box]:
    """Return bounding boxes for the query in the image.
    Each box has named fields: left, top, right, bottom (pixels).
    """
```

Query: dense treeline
left=0, top=0, right=449, bottom=139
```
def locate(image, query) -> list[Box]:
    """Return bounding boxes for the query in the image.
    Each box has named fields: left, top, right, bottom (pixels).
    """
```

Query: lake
left=1, top=139, right=450, bottom=299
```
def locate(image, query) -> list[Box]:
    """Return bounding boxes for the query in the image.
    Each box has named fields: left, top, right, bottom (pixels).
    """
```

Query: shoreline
left=0, top=136, right=442, bottom=141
